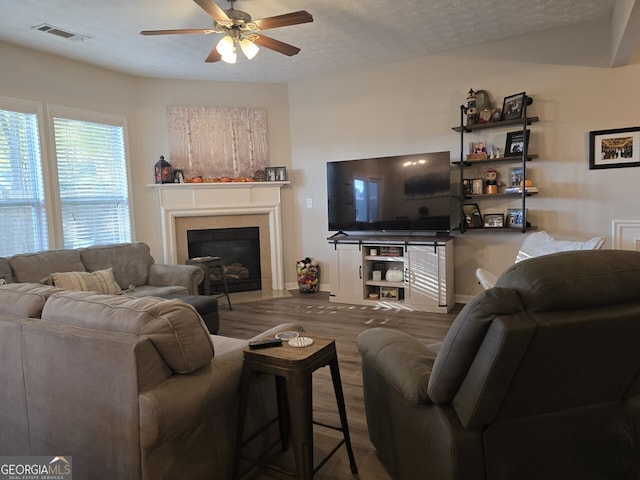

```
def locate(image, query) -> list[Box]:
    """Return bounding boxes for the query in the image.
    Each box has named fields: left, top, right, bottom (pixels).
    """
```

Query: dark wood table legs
left=233, top=335, right=357, bottom=479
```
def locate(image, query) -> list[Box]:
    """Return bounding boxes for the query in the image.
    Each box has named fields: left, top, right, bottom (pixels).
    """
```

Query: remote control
left=248, top=338, right=283, bottom=349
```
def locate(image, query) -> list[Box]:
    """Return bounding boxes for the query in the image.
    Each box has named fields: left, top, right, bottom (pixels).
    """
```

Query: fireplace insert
left=187, top=227, right=261, bottom=293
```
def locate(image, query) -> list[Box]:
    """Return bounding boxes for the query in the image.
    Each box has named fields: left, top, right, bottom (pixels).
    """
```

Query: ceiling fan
left=140, top=0, right=313, bottom=64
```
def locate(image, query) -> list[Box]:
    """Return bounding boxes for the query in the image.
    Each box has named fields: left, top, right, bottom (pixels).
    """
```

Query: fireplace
left=188, top=227, right=261, bottom=292
left=152, top=182, right=287, bottom=292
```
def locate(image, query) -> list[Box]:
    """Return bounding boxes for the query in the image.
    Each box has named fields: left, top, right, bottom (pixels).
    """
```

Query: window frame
left=0, top=96, right=135, bottom=255
left=45, top=105, right=135, bottom=249
left=0, top=96, right=55, bottom=253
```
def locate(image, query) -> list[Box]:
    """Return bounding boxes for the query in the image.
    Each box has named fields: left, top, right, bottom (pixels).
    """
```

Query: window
left=0, top=103, right=49, bottom=256
left=0, top=99, right=132, bottom=257
left=52, top=114, right=131, bottom=248
left=354, top=177, right=379, bottom=223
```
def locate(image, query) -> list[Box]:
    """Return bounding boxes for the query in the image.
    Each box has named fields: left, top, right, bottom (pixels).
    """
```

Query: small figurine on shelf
left=485, top=168, right=498, bottom=195
left=466, top=89, right=478, bottom=126
left=473, top=142, right=487, bottom=154
left=476, top=90, right=493, bottom=123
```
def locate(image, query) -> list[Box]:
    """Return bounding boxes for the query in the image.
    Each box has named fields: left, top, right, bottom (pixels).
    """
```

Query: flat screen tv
left=326, top=151, right=458, bottom=234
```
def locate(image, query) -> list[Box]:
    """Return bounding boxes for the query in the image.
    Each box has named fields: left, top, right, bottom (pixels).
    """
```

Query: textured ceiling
left=0, top=0, right=625, bottom=83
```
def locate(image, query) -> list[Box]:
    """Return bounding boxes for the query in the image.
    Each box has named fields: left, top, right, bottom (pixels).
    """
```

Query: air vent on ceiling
left=32, top=23, right=89, bottom=42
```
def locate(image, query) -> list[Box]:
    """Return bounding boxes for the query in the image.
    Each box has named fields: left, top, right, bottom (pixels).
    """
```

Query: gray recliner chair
left=357, top=249, right=640, bottom=480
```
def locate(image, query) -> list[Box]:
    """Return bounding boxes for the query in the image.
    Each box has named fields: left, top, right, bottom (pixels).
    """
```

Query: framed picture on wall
left=589, top=126, right=640, bottom=169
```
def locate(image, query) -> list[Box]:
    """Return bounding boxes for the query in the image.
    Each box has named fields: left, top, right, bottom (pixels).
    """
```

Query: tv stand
left=327, top=235, right=454, bottom=313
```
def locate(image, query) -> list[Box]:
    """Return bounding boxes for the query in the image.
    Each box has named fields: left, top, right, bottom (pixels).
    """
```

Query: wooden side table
left=185, top=256, right=232, bottom=310
left=233, top=335, right=358, bottom=479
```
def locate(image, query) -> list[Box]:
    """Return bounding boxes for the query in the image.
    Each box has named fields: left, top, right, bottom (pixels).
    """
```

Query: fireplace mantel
left=151, top=182, right=289, bottom=291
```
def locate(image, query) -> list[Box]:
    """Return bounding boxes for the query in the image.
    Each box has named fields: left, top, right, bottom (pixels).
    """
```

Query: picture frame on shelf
left=509, top=167, right=524, bottom=188
left=484, top=213, right=505, bottom=228
left=380, top=286, right=399, bottom=300
left=469, top=141, right=487, bottom=154
left=467, top=141, right=488, bottom=161
left=265, top=166, right=287, bottom=181
left=463, top=178, right=473, bottom=195
left=463, top=203, right=483, bottom=229
left=501, top=92, right=526, bottom=121
left=471, top=178, right=484, bottom=195
left=588, top=126, right=640, bottom=170
left=275, top=166, right=287, bottom=181
left=379, top=246, right=402, bottom=257
left=505, top=130, right=530, bottom=157
left=506, top=208, right=528, bottom=228
left=265, top=167, right=277, bottom=181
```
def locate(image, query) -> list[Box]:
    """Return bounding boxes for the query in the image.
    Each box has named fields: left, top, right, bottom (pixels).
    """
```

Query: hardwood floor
left=218, top=290, right=462, bottom=479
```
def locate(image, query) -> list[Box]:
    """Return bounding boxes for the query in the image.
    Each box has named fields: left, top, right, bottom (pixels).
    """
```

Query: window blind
left=0, top=108, right=48, bottom=256
left=53, top=117, right=131, bottom=249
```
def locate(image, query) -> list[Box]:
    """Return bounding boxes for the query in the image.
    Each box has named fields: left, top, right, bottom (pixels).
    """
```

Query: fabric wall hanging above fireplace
left=167, top=106, right=268, bottom=180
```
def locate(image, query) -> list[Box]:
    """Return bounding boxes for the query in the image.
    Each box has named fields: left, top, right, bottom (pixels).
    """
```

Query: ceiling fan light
left=221, top=50, right=237, bottom=64
left=216, top=35, right=234, bottom=56
left=240, top=38, right=259, bottom=60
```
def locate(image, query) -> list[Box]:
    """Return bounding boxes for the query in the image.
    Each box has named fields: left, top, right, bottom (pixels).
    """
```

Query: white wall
left=2, top=18, right=640, bottom=300
left=128, top=78, right=292, bottom=259
left=288, top=20, right=640, bottom=300
left=0, top=41, right=292, bottom=269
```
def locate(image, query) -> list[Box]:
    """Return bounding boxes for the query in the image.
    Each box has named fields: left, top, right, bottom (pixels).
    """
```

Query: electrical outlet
left=306, top=198, right=313, bottom=208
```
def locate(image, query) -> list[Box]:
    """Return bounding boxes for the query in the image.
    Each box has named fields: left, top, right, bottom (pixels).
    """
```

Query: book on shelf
left=504, top=186, right=539, bottom=194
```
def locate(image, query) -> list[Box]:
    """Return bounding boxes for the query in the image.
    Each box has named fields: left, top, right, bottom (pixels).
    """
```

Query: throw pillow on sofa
left=46, top=268, right=123, bottom=295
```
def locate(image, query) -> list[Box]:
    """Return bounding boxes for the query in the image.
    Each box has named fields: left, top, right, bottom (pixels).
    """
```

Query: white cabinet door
left=405, top=243, right=451, bottom=308
left=330, top=243, right=364, bottom=301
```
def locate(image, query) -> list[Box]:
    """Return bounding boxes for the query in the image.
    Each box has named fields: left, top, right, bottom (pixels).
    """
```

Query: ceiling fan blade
left=205, top=46, right=222, bottom=63
left=193, top=0, right=230, bottom=22
left=253, top=34, right=301, bottom=56
left=253, top=11, right=313, bottom=30
left=140, top=28, right=213, bottom=35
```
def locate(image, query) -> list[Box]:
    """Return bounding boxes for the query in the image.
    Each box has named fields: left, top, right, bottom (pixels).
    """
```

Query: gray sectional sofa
left=0, top=282, right=299, bottom=480
left=0, top=242, right=203, bottom=296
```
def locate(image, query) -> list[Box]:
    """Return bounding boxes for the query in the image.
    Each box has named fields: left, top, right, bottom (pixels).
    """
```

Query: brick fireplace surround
left=151, top=182, right=287, bottom=291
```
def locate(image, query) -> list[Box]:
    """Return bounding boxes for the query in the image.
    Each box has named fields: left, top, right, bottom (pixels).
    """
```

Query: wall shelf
left=455, top=95, right=539, bottom=233
left=452, top=116, right=539, bottom=132
left=453, top=154, right=538, bottom=166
